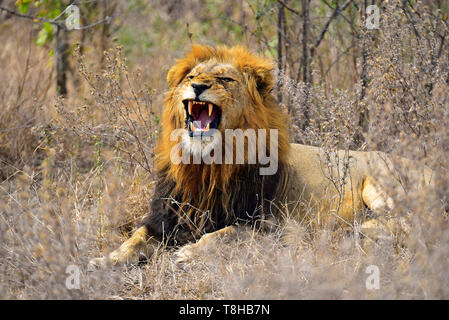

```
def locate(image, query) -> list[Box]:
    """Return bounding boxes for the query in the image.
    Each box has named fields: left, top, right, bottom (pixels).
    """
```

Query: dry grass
left=1, top=0, right=449, bottom=299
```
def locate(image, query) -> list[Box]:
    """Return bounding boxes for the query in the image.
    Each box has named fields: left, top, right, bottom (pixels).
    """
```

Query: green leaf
left=35, top=22, right=53, bottom=46
left=36, top=28, right=48, bottom=46
left=48, top=8, right=61, bottom=20
left=17, top=1, right=31, bottom=14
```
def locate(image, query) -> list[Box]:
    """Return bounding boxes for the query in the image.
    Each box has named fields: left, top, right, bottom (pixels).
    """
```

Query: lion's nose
left=191, top=83, right=211, bottom=98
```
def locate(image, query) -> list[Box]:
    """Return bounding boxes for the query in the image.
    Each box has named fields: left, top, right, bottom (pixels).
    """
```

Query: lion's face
left=171, top=59, right=252, bottom=155
left=159, top=45, right=289, bottom=166
left=180, top=61, right=248, bottom=134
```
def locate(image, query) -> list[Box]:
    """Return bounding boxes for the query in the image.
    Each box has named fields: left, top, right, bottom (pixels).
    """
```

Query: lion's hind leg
left=175, top=226, right=237, bottom=264
left=89, top=226, right=157, bottom=270
left=360, top=176, right=408, bottom=241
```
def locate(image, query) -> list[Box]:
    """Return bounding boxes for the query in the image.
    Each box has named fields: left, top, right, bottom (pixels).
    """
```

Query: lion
left=89, top=44, right=434, bottom=269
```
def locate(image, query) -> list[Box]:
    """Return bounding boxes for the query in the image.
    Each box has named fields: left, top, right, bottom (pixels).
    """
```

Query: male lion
left=89, top=45, right=434, bottom=268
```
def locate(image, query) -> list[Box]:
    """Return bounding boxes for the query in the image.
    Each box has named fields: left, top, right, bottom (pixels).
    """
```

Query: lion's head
left=154, top=45, right=290, bottom=232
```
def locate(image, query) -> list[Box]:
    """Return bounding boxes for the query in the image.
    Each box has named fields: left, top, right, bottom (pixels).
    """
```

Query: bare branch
left=277, top=0, right=300, bottom=15
left=0, top=5, right=62, bottom=25
left=277, top=1, right=284, bottom=103
left=76, top=16, right=111, bottom=30
left=302, top=0, right=310, bottom=84
left=313, top=0, right=354, bottom=54
left=0, top=3, right=110, bottom=31
left=323, top=0, right=358, bottom=35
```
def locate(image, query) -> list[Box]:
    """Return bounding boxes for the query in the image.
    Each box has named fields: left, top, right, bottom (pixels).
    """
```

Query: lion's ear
left=252, top=66, right=275, bottom=95
left=242, top=64, right=275, bottom=97
left=167, top=62, right=191, bottom=89
left=238, top=59, right=274, bottom=97
left=227, top=46, right=275, bottom=97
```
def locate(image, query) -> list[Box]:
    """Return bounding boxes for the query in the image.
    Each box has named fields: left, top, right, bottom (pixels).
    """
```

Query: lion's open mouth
left=183, top=99, right=222, bottom=137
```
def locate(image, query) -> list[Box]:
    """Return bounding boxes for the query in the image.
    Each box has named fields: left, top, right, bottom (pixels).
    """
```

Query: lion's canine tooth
left=188, top=101, right=192, bottom=115
left=205, top=123, right=210, bottom=131
left=190, top=122, right=195, bottom=132
left=208, top=103, right=213, bottom=116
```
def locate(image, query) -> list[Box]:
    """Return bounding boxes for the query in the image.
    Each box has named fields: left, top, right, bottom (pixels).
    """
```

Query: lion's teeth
left=208, top=103, right=213, bottom=116
left=190, top=122, right=195, bottom=132
left=188, top=101, right=192, bottom=115
left=205, top=123, right=210, bottom=131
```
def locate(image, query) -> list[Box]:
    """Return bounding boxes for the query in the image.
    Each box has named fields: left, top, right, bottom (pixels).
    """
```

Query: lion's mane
left=143, top=45, right=290, bottom=244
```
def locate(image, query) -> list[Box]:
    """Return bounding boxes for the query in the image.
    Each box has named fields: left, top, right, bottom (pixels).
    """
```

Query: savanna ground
left=1, top=0, right=449, bottom=299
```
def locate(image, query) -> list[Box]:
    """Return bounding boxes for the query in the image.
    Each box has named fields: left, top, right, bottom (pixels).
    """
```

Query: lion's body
left=283, top=144, right=432, bottom=225
left=89, top=45, right=434, bottom=269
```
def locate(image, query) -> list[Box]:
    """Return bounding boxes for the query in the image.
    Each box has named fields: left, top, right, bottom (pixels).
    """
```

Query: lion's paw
left=175, top=240, right=212, bottom=265
left=175, top=243, right=198, bottom=264
left=87, top=257, right=108, bottom=271
left=88, top=249, right=140, bottom=271
left=175, top=231, right=230, bottom=265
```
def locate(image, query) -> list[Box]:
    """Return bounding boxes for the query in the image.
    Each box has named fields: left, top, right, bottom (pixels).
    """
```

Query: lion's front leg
left=89, top=226, right=157, bottom=269
left=175, top=226, right=237, bottom=264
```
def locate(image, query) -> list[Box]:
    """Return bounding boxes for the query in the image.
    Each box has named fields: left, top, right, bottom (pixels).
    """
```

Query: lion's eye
left=219, top=77, right=235, bottom=82
left=186, top=75, right=195, bottom=80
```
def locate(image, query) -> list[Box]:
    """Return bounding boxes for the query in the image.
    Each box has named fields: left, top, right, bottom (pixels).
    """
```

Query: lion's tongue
left=196, top=108, right=215, bottom=129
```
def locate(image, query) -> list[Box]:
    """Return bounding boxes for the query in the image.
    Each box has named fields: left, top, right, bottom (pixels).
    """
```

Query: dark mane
left=140, top=164, right=285, bottom=246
